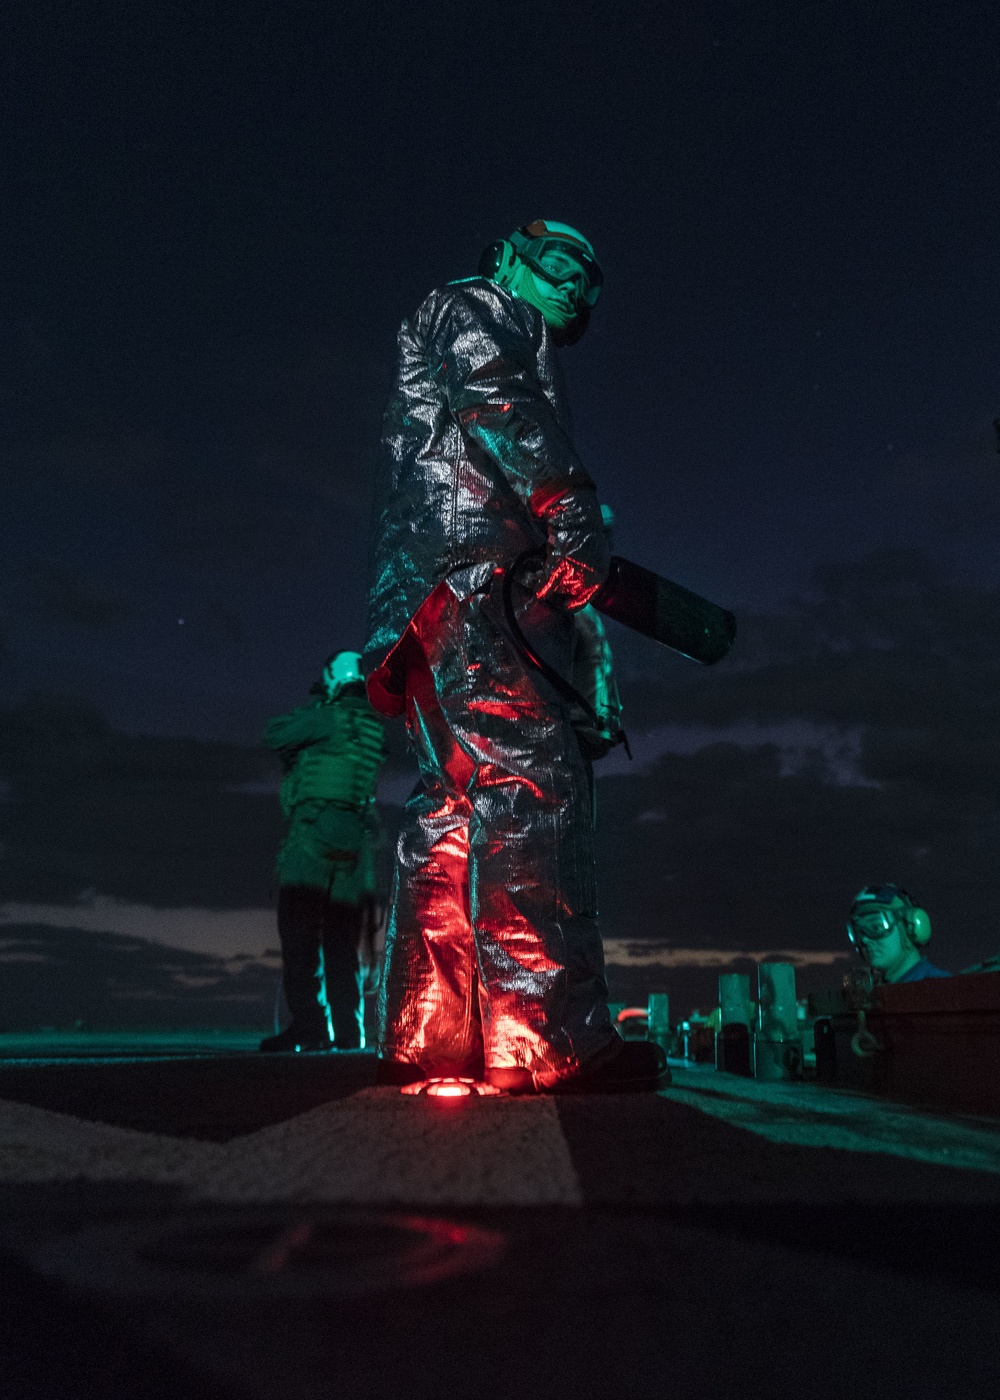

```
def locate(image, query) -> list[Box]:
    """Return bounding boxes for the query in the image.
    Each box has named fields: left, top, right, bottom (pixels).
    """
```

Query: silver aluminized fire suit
left=364, top=276, right=619, bottom=1087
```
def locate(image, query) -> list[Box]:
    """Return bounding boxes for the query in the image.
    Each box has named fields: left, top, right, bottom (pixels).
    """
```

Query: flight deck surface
left=0, top=1034, right=998, bottom=1399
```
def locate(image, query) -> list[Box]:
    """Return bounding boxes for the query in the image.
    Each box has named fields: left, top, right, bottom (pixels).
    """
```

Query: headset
left=847, top=882, right=932, bottom=950
left=480, top=226, right=602, bottom=299
left=478, top=236, right=521, bottom=286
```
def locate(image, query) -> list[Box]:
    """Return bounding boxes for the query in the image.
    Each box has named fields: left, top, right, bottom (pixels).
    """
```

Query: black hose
left=501, top=550, right=631, bottom=759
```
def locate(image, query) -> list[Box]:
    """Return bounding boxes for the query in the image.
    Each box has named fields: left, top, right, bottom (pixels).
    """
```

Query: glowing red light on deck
left=400, top=1077, right=502, bottom=1098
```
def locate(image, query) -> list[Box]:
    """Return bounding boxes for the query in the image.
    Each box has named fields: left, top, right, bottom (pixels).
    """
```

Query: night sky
left=2, top=1, right=999, bottom=1023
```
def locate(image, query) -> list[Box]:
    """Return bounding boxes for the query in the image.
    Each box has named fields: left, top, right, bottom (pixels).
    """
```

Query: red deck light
left=400, top=1077, right=502, bottom=1098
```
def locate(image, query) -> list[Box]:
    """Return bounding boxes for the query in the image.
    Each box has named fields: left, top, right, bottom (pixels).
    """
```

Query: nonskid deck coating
left=2, top=1045, right=1000, bottom=1400
left=1, top=1046, right=999, bottom=1205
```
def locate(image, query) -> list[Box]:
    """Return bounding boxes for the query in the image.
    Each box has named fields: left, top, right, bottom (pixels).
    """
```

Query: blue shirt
left=895, top=957, right=950, bottom=983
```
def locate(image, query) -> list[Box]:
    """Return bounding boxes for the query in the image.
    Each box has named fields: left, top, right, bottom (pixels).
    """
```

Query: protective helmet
left=312, top=650, right=365, bottom=701
left=847, top=883, right=932, bottom=952
left=479, top=219, right=604, bottom=346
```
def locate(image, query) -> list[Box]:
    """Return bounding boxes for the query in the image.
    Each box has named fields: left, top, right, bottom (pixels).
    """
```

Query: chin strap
left=501, top=550, right=631, bottom=760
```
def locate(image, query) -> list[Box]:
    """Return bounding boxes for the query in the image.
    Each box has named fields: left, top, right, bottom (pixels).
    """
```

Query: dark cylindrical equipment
left=753, top=962, right=803, bottom=1080
left=716, top=1022, right=752, bottom=1075
left=646, top=991, right=671, bottom=1049
left=715, top=972, right=752, bottom=1075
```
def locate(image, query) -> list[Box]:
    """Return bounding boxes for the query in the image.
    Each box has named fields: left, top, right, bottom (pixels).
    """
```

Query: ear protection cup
left=479, top=232, right=594, bottom=344
left=478, top=239, right=519, bottom=285
left=849, top=882, right=932, bottom=952
left=908, top=906, right=932, bottom=947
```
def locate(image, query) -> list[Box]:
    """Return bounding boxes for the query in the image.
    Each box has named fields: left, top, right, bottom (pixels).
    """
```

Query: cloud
left=0, top=923, right=278, bottom=1031
left=0, top=897, right=276, bottom=959
left=598, top=719, right=880, bottom=788
left=4, top=548, right=1000, bottom=1020
left=595, top=737, right=998, bottom=978
left=614, top=549, right=1000, bottom=786
left=0, top=696, right=285, bottom=907
left=603, top=940, right=850, bottom=969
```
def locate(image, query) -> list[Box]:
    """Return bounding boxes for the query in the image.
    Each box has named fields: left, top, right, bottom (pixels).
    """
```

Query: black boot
left=322, top=901, right=365, bottom=1050
left=260, top=1024, right=334, bottom=1053
left=553, top=1039, right=671, bottom=1094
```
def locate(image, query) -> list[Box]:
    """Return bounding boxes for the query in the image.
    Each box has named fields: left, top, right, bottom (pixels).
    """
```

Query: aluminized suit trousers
left=377, top=578, right=616, bottom=1086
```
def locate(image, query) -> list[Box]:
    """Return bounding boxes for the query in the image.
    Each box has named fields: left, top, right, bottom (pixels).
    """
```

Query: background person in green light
left=261, top=650, right=387, bottom=1053
left=847, top=883, right=950, bottom=984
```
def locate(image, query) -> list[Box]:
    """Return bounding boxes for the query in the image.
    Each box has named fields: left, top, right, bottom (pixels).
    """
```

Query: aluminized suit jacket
left=365, top=277, right=609, bottom=709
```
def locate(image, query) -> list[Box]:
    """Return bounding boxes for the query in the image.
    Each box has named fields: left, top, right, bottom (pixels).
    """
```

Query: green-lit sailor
left=260, top=650, right=387, bottom=1052
left=847, top=883, right=950, bottom=984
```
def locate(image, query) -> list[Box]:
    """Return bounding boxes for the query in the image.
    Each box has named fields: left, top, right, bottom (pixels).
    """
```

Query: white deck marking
left=0, top=1088, right=583, bottom=1206
left=662, top=1066, right=1000, bottom=1175
left=0, top=1095, right=216, bottom=1184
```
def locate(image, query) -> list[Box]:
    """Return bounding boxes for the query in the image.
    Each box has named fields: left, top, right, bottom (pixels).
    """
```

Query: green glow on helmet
left=321, top=650, right=363, bottom=699
left=492, top=220, right=603, bottom=336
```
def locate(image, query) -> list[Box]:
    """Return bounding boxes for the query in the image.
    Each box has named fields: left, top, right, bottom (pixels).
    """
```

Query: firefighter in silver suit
left=365, top=221, right=667, bottom=1093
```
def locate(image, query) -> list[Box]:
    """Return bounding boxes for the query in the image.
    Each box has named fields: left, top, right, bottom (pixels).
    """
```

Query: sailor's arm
left=428, top=288, right=609, bottom=608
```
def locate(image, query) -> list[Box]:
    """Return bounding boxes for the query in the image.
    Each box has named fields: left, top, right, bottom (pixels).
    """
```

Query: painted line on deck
left=660, top=1068, right=1000, bottom=1175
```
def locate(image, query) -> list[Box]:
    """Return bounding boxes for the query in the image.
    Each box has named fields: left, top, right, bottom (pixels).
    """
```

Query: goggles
left=509, top=231, right=604, bottom=308
left=847, top=882, right=916, bottom=947
left=847, top=907, right=899, bottom=945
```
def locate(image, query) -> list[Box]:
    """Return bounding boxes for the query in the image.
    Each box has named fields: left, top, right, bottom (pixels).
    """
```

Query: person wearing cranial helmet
left=479, top=219, right=605, bottom=346
left=363, top=218, right=667, bottom=1094
left=846, top=884, right=950, bottom=984
left=259, top=650, right=387, bottom=1053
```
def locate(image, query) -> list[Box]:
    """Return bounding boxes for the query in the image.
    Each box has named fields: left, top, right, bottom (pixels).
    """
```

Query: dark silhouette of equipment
left=502, top=551, right=736, bottom=755
left=592, top=556, right=736, bottom=666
